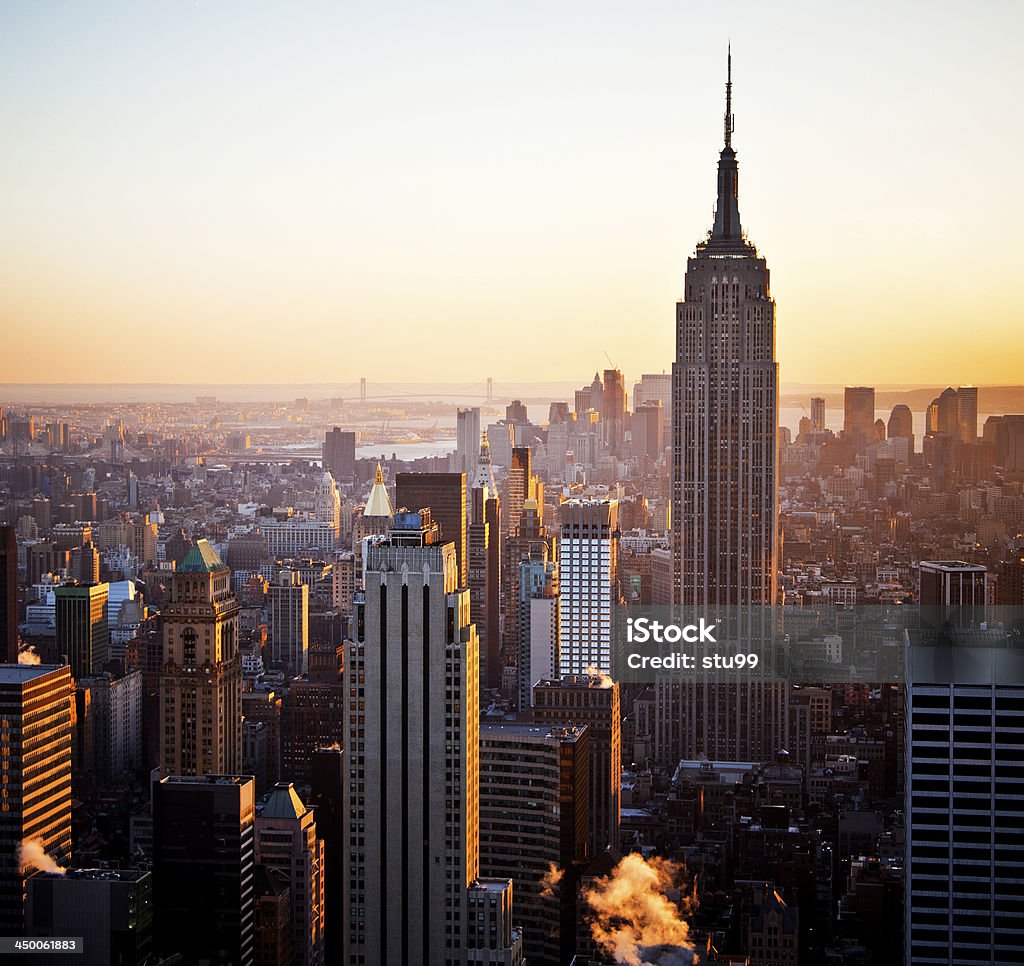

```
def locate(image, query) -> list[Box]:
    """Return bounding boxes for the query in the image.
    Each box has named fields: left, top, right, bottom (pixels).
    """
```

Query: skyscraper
left=666, top=49, right=785, bottom=765
left=844, top=387, right=877, bottom=443
left=888, top=404, right=914, bottom=453
left=456, top=407, right=482, bottom=476
left=503, top=498, right=555, bottom=692
left=314, top=471, right=341, bottom=546
left=268, top=568, right=309, bottom=675
left=956, top=385, right=979, bottom=443
left=479, top=723, right=589, bottom=966
left=153, top=775, right=255, bottom=965
left=159, top=540, right=242, bottom=777
left=506, top=447, right=541, bottom=538
left=671, top=50, right=778, bottom=608
left=558, top=498, right=619, bottom=676
left=905, top=619, right=1024, bottom=964
left=601, top=368, right=627, bottom=452
left=469, top=433, right=502, bottom=691
left=517, top=552, right=558, bottom=710
left=309, top=747, right=344, bottom=966
left=323, top=428, right=356, bottom=483
left=533, top=674, right=620, bottom=856
left=255, top=783, right=326, bottom=966
left=0, top=664, right=73, bottom=935
left=342, top=510, right=480, bottom=964
left=0, top=526, right=18, bottom=663
left=55, top=582, right=109, bottom=679
left=395, top=472, right=468, bottom=586
left=810, top=396, right=826, bottom=433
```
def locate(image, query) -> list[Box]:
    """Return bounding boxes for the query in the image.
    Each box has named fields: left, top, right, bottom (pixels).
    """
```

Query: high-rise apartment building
left=558, top=499, right=619, bottom=676
left=55, top=582, right=109, bottom=679
left=268, top=568, right=309, bottom=675
left=159, top=540, right=242, bottom=777
left=533, top=674, right=620, bottom=856
left=479, top=723, right=589, bottom=966
left=395, top=472, right=468, bottom=586
left=153, top=775, right=255, bottom=965
left=844, top=387, right=877, bottom=443
left=323, top=428, right=356, bottom=483
left=342, top=511, right=480, bottom=965
left=255, top=783, right=326, bottom=966
left=0, top=526, right=18, bottom=663
left=0, top=664, right=73, bottom=934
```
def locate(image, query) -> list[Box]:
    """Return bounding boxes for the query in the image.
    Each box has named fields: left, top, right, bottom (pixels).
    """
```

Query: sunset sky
left=1, top=1, right=1021, bottom=387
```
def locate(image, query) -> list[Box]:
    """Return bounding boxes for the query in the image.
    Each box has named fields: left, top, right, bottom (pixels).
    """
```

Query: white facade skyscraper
left=456, top=407, right=481, bottom=475
left=558, top=499, right=619, bottom=676
left=343, top=510, right=519, bottom=965
left=314, top=470, right=341, bottom=541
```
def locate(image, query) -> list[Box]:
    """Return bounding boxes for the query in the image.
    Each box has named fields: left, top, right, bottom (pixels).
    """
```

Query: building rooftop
left=0, top=663, right=67, bottom=685
left=363, top=463, right=394, bottom=518
left=35, top=869, right=150, bottom=883
left=178, top=539, right=227, bottom=574
left=480, top=722, right=587, bottom=743
left=259, top=782, right=308, bottom=820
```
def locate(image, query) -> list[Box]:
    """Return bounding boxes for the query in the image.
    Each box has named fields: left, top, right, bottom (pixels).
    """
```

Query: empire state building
left=671, top=49, right=778, bottom=608
left=660, top=51, right=783, bottom=764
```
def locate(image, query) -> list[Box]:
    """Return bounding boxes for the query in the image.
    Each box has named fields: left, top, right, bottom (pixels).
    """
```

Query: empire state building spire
left=709, top=44, right=744, bottom=249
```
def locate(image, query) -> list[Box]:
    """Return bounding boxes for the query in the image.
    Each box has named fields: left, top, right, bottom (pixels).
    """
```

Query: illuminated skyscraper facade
left=671, top=51, right=778, bottom=610
left=159, top=540, right=242, bottom=777
left=343, top=511, right=480, bottom=965
left=666, top=51, right=785, bottom=764
left=0, top=664, right=73, bottom=935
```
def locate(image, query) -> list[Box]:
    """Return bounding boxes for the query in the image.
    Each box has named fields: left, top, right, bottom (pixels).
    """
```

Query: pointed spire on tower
left=707, top=42, right=746, bottom=251
left=724, top=41, right=734, bottom=149
left=472, top=430, right=498, bottom=496
left=364, top=461, right=394, bottom=518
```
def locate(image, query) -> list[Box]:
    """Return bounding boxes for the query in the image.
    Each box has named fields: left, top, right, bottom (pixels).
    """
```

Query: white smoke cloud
left=583, top=665, right=615, bottom=688
left=540, top=861, right=564, bottom=898
left=583, top=854, right=696, bottom=965
left=18, top=646, right=42, bottom=666
left=17, top=840, right=65, bottom=876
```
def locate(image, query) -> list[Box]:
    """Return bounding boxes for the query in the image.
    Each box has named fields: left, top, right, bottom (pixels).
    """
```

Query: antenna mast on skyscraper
left=724, top=42, right=734, bottom=149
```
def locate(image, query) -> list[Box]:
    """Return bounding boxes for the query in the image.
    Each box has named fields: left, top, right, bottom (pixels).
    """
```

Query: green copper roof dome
left=177, top=538, right=226, bottom=573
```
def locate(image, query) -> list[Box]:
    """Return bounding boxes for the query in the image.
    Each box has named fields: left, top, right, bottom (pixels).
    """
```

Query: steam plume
left=540, top=861, right=563, bottom=898
left=583, top=665, right=615, bottom=688
left=18, top=646, right=42, bottom=666
left=17, top=840, right=65, bottom=876
left=583, top=854, right=695, bottom=965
